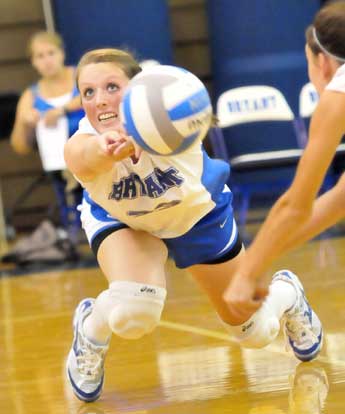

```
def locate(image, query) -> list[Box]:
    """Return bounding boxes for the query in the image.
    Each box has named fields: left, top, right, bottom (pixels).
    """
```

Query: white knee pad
left=223, top=301, right=280, bottom=349
left=107, top=281, right=166, bottom=340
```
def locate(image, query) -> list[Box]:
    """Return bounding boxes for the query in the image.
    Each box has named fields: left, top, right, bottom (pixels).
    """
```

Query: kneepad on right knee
left=107, top=281, right=167, bottom=340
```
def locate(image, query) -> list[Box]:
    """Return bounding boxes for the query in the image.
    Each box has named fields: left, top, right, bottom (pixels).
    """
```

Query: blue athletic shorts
left=80, top=190, right=242, bottom=269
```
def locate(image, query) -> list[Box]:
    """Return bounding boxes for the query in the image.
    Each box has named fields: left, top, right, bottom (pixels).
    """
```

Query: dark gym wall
left=207, top=0, right=320, bottom=112
left=51, top=0, right=174, bottom=65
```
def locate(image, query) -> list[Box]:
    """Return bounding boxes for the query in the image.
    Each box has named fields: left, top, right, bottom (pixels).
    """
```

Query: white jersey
left=326, top=63, right=345, bottom=93
left=76, top=117, right=230, bottom=238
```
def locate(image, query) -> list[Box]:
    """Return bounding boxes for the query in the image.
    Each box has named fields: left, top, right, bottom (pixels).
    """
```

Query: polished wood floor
left=1, top=234, right=345, bottom=413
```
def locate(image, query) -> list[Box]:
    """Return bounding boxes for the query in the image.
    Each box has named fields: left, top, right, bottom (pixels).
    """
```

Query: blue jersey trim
left=200, top=149, right=231, bottom=202
left=31, top=80, right=84, bottom=136
left=84, top=191, right=118, bottom=223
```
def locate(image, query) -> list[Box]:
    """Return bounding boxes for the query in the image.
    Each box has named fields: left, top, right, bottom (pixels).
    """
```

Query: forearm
left=242, top=194, right=311, bottom=279
left=10, top=90, right=37, bottom=154
left=282, top=175, right=345, bottom=251
left=240, top=182, right=345, bottom=282
left=10, top=123, right=34, bottom=154
left=64, top=96, right=82, bottom=113
left=80, top=135, right=114, bottom=175
left=65, top=130, right=135, bottom=182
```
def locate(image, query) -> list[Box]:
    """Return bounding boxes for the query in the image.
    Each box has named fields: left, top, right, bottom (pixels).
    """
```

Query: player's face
left=305, top=44, right=328, bottom=95
left=31, top=40, right=65, bottom=78
left=78, top=62, right=129, bottom=134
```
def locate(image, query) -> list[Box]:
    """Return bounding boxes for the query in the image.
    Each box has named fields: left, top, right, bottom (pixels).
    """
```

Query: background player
left=10, top=31, right=84, bottom=155
left=225, top=1, right=345, bottom=323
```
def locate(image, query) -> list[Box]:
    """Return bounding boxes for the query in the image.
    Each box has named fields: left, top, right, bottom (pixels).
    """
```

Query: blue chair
left=209, top=85, right=304, bottom=230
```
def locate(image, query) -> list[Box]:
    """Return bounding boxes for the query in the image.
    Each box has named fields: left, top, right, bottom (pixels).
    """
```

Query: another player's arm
left=10, top=89, right=39, bottom=155
left=241, top=90, right=345, bottom=280
left=281, top=172, right=345, bottom=252
left=63, top=95, right=82, bottom=113
left=64, top=131, right=134, bottom=182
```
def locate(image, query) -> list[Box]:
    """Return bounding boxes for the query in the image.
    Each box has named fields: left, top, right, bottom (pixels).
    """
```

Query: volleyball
left=120, top=65, right=212, bottom=155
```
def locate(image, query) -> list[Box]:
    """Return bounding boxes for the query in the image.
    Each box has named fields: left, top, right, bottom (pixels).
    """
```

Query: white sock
left=83, top=290, right=112, bottom=345
left=266, top=279, right=297, bottom=319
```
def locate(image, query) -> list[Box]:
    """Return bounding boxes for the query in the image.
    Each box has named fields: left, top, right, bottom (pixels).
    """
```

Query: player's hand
left=127, top=135, right=143, bottom=159
left=43, top=107, right=64, bottom=127
left=23, top=108, right=40, bottom=127
left=223, top=271, right=269, bottom=324
left=117, top=124, right=143, bottom=159
left=98, top=130, right=135, bottom=161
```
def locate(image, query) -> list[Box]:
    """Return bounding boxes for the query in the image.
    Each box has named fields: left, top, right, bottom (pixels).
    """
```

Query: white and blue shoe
left=273, top=270, right=323, bottom=362
left=66, top=298, right=109, bottom=402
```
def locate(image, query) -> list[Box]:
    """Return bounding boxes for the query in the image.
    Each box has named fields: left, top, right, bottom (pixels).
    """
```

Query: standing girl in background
left=10, top=31, right=84, bottom=154
left=10, top=31, right=85, bottom=232
left=225, top=1, right=345, bottom=323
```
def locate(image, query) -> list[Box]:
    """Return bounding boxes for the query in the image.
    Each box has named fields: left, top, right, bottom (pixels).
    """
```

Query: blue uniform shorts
left=80, top=190, right=242, bottom=269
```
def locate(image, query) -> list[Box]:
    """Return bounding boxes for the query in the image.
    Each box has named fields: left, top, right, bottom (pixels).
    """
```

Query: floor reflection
left=288, top=362, right=329, bottom=414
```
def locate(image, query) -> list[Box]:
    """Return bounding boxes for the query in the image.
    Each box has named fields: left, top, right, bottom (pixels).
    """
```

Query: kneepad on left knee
left=107, top=281, right=167, bottom=340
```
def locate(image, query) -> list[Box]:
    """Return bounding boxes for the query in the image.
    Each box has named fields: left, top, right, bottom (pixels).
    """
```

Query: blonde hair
left=76, top=48, right=142, bottom=87
left=28, top=31, right=64, bottom=57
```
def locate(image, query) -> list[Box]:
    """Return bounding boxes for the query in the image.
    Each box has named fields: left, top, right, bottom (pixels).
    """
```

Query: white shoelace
left=76, top=341, right=104, bottom=380
left=284, top=313, right=318, bottom=350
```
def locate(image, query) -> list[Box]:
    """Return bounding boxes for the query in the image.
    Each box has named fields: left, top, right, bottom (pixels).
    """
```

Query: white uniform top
left=326, top=63, right=345, bottom=93
left=76, top=117, right=230, bottom=239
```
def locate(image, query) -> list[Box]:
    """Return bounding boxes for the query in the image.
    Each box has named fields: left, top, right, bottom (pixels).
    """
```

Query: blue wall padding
left=52, top=0, right=173, bottom=65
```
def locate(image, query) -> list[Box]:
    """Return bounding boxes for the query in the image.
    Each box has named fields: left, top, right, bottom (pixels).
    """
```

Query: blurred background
left=0, top=0, right=338, bottom=265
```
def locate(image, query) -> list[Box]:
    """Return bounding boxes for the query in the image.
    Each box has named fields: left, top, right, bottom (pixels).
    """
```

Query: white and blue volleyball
left=120, top=65, right=212, bottom=155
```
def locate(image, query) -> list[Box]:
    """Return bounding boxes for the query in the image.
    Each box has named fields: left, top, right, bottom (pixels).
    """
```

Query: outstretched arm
left=224, top=90, right=345, bottom=321
left=281, top=172, right=345, bottom=252
left=64, top=130, right=135, bottom=182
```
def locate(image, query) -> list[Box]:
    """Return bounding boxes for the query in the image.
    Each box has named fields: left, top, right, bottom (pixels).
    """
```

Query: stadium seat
left=209, top=85, right=304, bottom=230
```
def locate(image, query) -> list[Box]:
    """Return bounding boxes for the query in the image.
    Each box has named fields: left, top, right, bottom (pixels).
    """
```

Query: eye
left=83, top=88, right=94, bottom=98
left=107, top=82, right=119, bottom=92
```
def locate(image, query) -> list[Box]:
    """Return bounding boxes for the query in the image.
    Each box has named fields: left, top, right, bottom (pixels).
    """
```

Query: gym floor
left=1, top=226, right=345, bottom=413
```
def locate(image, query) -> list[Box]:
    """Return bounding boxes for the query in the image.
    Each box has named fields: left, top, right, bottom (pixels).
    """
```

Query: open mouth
left=98, top=112, right=118, bottom=122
